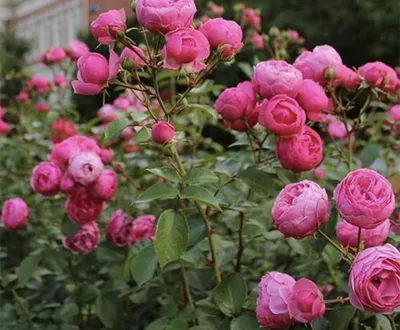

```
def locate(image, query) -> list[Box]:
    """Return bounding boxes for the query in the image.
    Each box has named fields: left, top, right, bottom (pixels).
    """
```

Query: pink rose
left=31, top=75, right=50, bottom=94
left=296, top=79, right=329, bottom=116
left=63, top=221, right=100, bottom=254
left=162, top=28, right=210, bottom=72
left=251, top=33, right=264, bottom=49
left=224, top=102, right=259, bottom=132
left=294, top=45, right=342, bottom=86
left=136, top=0, right=197, bottom=35
left=17, top=91, right=29, bottom=102
left=332, top=65, right=360, bottom=91
left=272, top=180, right=329, bottom=238
left=336, top=219, right=390, bottom=248
left=106, top=209, right=134, bottom=247
left=1, top=198, right=29, bottom=231
left=349, top=244, right=400, bottom=314
left=256, top=272, right=295, bottom=329
left=90, top=9, right=126, bottom=45
left=35, top=103, right=49, bottom=113
left=326, top=117, right=348, bottom=140
left=313, top=167, right=325, bottom=180
left=99, top=148, right=113, bottom=164
left=41, top=47, right=66, bottom=64
left=199, top=18, right=243, bottom=59
left=91, top=169, right=118, bottom=201
left=387, top=104, right=400, bottom=134
left=333, top=169, right=395, bottom=229
left=131, top=215, right=156, bottom=243
left=119, top=47, right=146, bottom=69
left=151, top=121, right=175, bottom=144
left=97, top=104, right=119, bottom=122
left=65, top=188, right=104, bottom=224
left=252, top=60, right=303, bottom=99
left=0, top=120, right=9, bottom=136
left=53, top=74, right=68, bottom=88
left=358, top=61, right=398, bottom=93
left=276, top=126, right=323, bottom=172
left=68, top=152, right=104, bottom=186
left=66, top=40, right=89, bottom=61
left=113, top=97, right=131, bottom=110
left=259, top=95, right=306, bottom=137
left=72, top=51, right=119, bottom=95
left=289, top=30, right=299, bottom=41
left=243, top=8, right=261, bottom=30
left=30, top=162, right=62, bottom=196
left=60, top=173, right=78, bottom=195
left=50, top=117, right=78, bottom=144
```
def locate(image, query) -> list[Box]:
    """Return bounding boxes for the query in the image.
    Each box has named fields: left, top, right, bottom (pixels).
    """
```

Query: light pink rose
left=41, top=47, right=66, bottom=64
left=90, top=9, right=126, bottom=45
left=17, top=91, right=29, bottom=102
left=387, top=104, right=400, bottom=134
left=119, top=47, right=146, bottom=69
left=296, top=79, right=329, bottom=116
left=151, top=121, right=175, bottom=144
left=259, top=95, right=306, bottom=137
left=30, top=162, right=62, bottom=196
left=252, top=60, right=303, bottom=99
left=332, top=65, right=360, bottom=91
left=256, top=272, right=296, bottom=329
left=136, top=0, right=197, bottom=35
left=131, top=215, right=156, bottom=243
left=272, top=180, right=329, bottom=238
left=326, top=117, right=348, bottom=140
left=276, top=126, right=323, bottom=173
left=243, top=8, right=261, bottom=30
left=349, top=244, right=400, bottom=314
left=358, top=61, right=398, bottom=93
left=91, top=169, right=118, bottom=201
left=162, top=28, right=210, bottom=72
left=65, top=188, right=104, bottom=224
left=251, top=33, right=264, bottom=49
left=31, top=75, right=50, bottom=94
left=63, top=221, right=100, bottom=254
left=199, top=18, right=243, bottom=59
left=67, top=40, right=89, bottom=61
left=68, top=152, right=104, bottom=186
left=333, top=169, right=395, bottom=229
left=1, top=198, right=29, bottom=231
left=97, top=104, right=119, bottom=122
left=113, top=97, right=131, bottom=110
left=0, top=120, right=9, bottom=136
left=106, top=209, right=134, bottom=247
left=336, top=219, right=390, bottom=248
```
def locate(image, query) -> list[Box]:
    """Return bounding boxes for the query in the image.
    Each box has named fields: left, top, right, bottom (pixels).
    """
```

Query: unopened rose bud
left=131, top=0, right=137, bottom=12
left=269, top=26, right=280, bottom=37
left=151, top=121, right=175, bottom=144
left=325, top=67, right=336, bottom=81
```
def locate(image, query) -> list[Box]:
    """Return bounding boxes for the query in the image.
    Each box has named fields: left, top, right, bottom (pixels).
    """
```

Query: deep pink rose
left=387, top=104, right=400, bottom=134
left=17, top=91, right=29, bottom=102
left=30, top=162, right=62, bottom=196
left=136, top=0, right=197, bottom=35
left=252, top=60, right=303, bottom=99
left=0, top=120, right=9, bottom=136
left=68, top=152, right=104, bottom=186
left=90, top=9, right=126, bottom=45
left=1, top=198, right=29, bottom=231
left=336, top=219, right=390, bottom=248
left=349, top=244, right=400, bottom=314
left=151, top=121, right=175, bottom=144
left=97, top=104, right=119, bottom=122
left=251, top=33, right=264, bottom=49
left=60, top=173, right=79, bottom=195
left=131, top=215, right=156, bottom=243
left=243, top=8, right=261, bottom=30
left=276, top=126, right=323, bottom=172
left=272, top=180, right=329, bottom=238
left=120, top=47, right=146, bottom=69
left=259, top=95, right=306, bottom=137
left=162, top=28, right=210, bottom=72
left=106, top=209, right=134, bottom=247
left=313, top=167, right=325, bottom=180
left=63, top=221, right=100, bottom=254
left=223, top=101, right=259, bottom=132
left=67, top=40, right=89, bottom=61
left=65, top=188, right=104, bottom=224
left=91, top=169, right=118, bottom=201
left=31, top=75, right=50, bottom=94
left=199, top=18, right=243, bottom=59
left=358, top=61, right=398, bottom=93
left=50, top=117, right=78, bottom=144
left=99, top=148, right=113, bottom=164
left=35, top=103, right=49, bottom=113
left=332, top=65, right=360, bottom=91
left=41, top=47, right=66, bottom=64
left=333, top=169, right=395, bottom=229
left=296, top=79, right=329, bottom=115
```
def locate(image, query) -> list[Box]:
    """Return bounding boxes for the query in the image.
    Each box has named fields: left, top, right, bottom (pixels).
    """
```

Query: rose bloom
left=314, top=167, right=325, bottom=180
left=162, top=28, right=210, bottom=72
left=66, top=40, right=89, bottom=61
left=30, top=75, right=50, bottom=94
left=131, top=215, right=156, bottom=243
left=294, top=45, right=342, bottom=86
left=251, top=33, right=264, bottom=49
left=358, top=61, right=398, bottom=93
left=252, top=60, right=303, bottom=99
left=199, top=18, right=243, bottom=59
left=387, top=104, right=400, bottom=134
left=349, top=244, right=400, bottom=314
left=119, top=46, right=146, bottom=69
left=333, top=168, right=395, bottom=229
left=209, top=2, right=224, bottom=16
left=331, top=64, right=360, bottom=91
left=65, top=188, right=104, bottom=224
left=289, top=29, right=299, bottom=41
left=1, top=198, right=29, bottom=231
left=151, top=121, right=175, bottom=144
left=35, top=103, right=49, bottom=113
left=224, top=101, right=259, bottom=132
left=17, top=91, right=29, bottom=103
left=106, top=209, right=134, bottom=247
left=68, top=152, right=104, bottom=186
left=30, top=162, right=62, bottom=196
left=136, top=0, right=197, bottom=35
left=256, top=272, right=295, bottom=329
left=97, top=104, right=119, bottom=122
left=272, top=180, right=329, bottom=238
left=90, top=9, right=126, bottom=45
left=50, top=117, right=78, bottom=143
left=243, top=8, right=261, bottom=30
left=41, top=47, right=66, bottom=64
left=99, top=148, right=113, bottom=164
left=0, top=120, right=9, bottom=136
left=60, top=173, right=78, bottom=195
left=336, top=219, right=390, bottom=249
left=326, top=116, right=348, bottom=140
left=63, top=221, right=100, bottom=254
left=91, top=169, right=118, bottom=201
left=53, top=74, right=68, bottom=88
left=276, top=126, right=323, bottom=173
left=296, top=79, right=329, bottom=116
left=259, top=95, right=306, bottom=137
left=113, top=97, right=131, bottom=110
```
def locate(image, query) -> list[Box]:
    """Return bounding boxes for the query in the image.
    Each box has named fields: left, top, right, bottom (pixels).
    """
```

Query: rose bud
left=35, top=103, right=50, bottom=113
left=63, top=221, right=100, bottom=254
left=326, top=117, right=349, bottom=140
left=131, top=215, right=156, bottom=243
left=106, top=209, right=134, bottom=247
left=199, top=18, right=243, bottom=59
left=296, top=79, right=329, bottom=116
left=68, top=152, right=104, bottom=186
left=90, top=9, right=126, bottom=45
left=358, top=61, right=398, bottom=93
left=162, top=28, right=210, bottom=72
left=99, top=148, right=113, bottom=164
left=30, top=162, right=62, bottom=196
left=349, top=244, right=400, bottom=314
left=65, top=188, right=104, bottom=224
left=119, top=46, right=146, bottom=69
left=336, top=219, right=390, bottom=249
left=30, top=75, right=50, bottom=94
left=333, top=169, right=395, bottom=229
left=252, top=60, right=303, bottom=99
left=1, top=198, right=29, bottom=231
left=387, top=104, right=400, bottom=135
left=17, top=91, right=29, bottom=103
left=136, top=0, right=197, bottom=35
left=41, top=47, right=66, bottom=64
left=243, top=8, right=261, bottom=30
left=251, top=33, right=264, bottom=49
left=50, top=117, right=78, bottom=144
left=53, top=74, right=68, bottom=88
left=91, top=169, right=118, bottom=201
left=259, top=95, right=306, bottom=137
left=313, top=167, right=325, bottom=180
left=276, top=126, right=323, bottom=173
left=272, top=180, right=329, bottom=239
left=0, top=120, right=9, bottom=136
left=151, top=121, right=175, bottom=144
left=256, top=272, right=295, bottom=329
left=331, top=64, right=360, bottom=91
left=66, top=40, right=89, bottom=61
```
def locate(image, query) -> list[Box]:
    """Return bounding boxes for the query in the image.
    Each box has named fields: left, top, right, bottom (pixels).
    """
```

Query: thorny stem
left=235, top=212, right=245, bottom=272
left=324, top=297, right=349, bottom=304
left=180, top=261, right=195, bottom=311
left=246, top=131, right=257, bottom=163
left=317, top=230, right=353, bottom=264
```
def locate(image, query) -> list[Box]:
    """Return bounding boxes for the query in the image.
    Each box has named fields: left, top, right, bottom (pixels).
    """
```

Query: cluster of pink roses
left=49, top=117, right=78, bottom=144
left=40, top=40, right=89, bottom=65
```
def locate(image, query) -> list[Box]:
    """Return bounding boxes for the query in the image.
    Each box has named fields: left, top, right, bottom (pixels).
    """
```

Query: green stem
left=356, top=227, right=362, bottom=254
left=180, top=261, right=195, bottom=311
left=317, top=230, right=353, bottom=264
left=235, top=212, right=245, bottom=272
left=12, top=289, right=37, bottom=329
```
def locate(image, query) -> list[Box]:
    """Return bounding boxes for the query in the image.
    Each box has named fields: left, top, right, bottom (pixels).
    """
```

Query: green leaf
left=166, top=318, right=188, bottom=330
left=213, top=273, right=247, bottom=317
left=136, top=183, right=179, bottom=203
left=103, top=119, right=132, bottom=144
left=375, top=315, right=392, bottom=330
left=230, top=311, right=259, bottom=330
left=181, top=186, right=221, bottom=211
left=325, top=305, right=356, bottom=330
left=186, top=104, right=217, bottom=120
left=130, top=245, right=158, bottom=286
left=154, top=210, right=189, bottom=268
left=62, top=217, right=80, bottom=238
left=322, top=244, right=342, bottom=266
left=60, top=301, right=79, bottom=323
left=237, top=62, right=253, bottom=77
left=184, top=168, right=219, bottom=185
left=147, top=167, right=180, bottom=183
left=237, top=168, right=275, bottom=196
left=17, top=252, right=42, bottom=287
left=134, top=126, right=151, bottom=143
left=358, top=144, right=380, bottom=167
left=130, top=111, right=150, bottom=124
left=95, top=293, right=120, bottom=328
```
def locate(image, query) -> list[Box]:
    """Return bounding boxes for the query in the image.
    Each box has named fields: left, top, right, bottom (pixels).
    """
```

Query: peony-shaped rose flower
left=259, top=95, right=306, bottom=137
left=136, top=0, right=197, bottom=35
left=252, top=60, right=303, bottom=99
left=63, top=221, right=100, bottom=254
left=30, top=75, right=50, bottom=94
left=90, top=9, right=126, bottom=45
left=331, top=64, right=360, bottom=91
left=162, top=28, right=210, bottom=72
left=65, top=188, right=104, bottom=224
left=41, top=47, right=66, bottom=64
left=272, top=180, right=329, bottom=238
left=358, top=61, right=398, bottom=93
left=68, top=152, right=104, bottom=186
left=66, top=40, right=89, bottom=61
left=336, top=219, right=390, bottom=248
left=131, top=215, right=156, bottom=243
left=50, top=117, right=78, bottom=143
left=106, top=209, right=134, bottom=247
left=119, top=46, right=146, bottom=69
left=296, top=79, right=329, bottom=116
left=256, top=272, right=296, bottom=329
left=151, top=121, right=175, bottom=144
left=91, top=169, right=118, bottom=201
left=333, top=169, right=395, bottom=229
left=223, top=102, right=259, bottom=132
left=30, top=162, right=62, bottom=196
left=349, top=244, right=400, bottom=314
left=1, top=198, right=29, bottom=231
left=276, top=126, right=323, bottom=173
left=60, top=173, right=78, bottom=195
